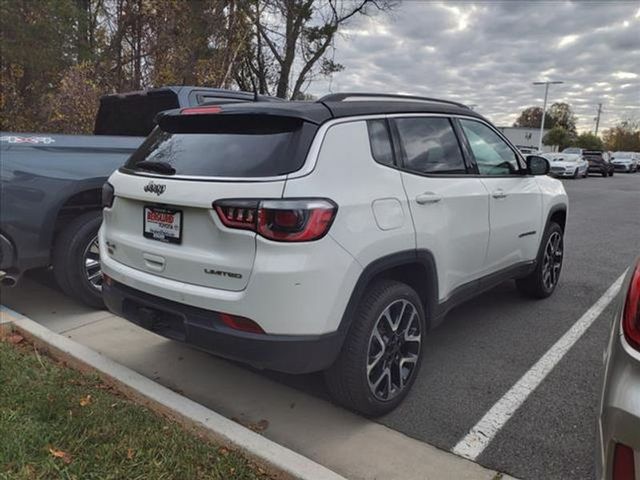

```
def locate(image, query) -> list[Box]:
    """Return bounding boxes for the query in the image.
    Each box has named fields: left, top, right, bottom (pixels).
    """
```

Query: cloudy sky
left=308, top=1, right=640, bottom=132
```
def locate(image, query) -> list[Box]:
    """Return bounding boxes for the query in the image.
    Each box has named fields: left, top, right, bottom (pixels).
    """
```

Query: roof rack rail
left=317, top=92, right=469, bottom=109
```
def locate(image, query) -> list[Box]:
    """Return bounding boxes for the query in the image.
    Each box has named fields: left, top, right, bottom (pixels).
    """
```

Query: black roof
left=157, top=92, right=485, bottom=127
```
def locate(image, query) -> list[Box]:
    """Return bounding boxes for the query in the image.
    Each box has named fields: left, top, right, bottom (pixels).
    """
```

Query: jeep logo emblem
left=144, top=181, right=166, bottom=196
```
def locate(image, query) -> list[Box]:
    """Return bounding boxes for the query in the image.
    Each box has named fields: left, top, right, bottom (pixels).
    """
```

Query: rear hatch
left=583, top=151, right=604, bottom=165
left=104, top=107, right=318, bottom=291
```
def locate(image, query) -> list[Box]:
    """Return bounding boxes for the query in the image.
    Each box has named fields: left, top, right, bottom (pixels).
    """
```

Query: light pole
left=533, top=81, right=563, bottom=151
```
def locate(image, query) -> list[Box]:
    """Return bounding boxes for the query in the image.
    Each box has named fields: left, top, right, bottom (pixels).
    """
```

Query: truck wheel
left=324, top=279, right=425, bottom=417
left=516, top=222, right=564, bottom=299
left=53, top=211, right=104, bottom=308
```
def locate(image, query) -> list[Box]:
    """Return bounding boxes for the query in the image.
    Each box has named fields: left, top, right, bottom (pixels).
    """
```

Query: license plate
left=143, top=206, right=182, bottom=244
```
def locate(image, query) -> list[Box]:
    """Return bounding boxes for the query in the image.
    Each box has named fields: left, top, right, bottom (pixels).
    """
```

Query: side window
left=366, top=119, right=395, bottom=167
left=459, top=119, right=520, bottom=176
left=394, top=117, right=466, bottom=174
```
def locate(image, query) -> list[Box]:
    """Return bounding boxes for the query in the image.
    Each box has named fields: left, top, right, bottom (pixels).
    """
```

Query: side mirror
left=526, top=155, right=550, bottom=175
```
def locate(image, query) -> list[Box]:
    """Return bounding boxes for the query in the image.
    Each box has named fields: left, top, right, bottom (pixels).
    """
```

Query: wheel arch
left=52, top=187, right=103, bottom=244
left=546, top=204, right=567, bottom=232
left=338, top=250, right=439, bottom=334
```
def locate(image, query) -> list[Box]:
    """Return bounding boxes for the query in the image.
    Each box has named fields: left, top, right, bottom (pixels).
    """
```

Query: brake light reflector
left=612, top=442, right=635, bottom=480
left=213, top=198, right=337, bottom=242
left=219, top=313, right=265, bottom=334
left=622, top=260, right=640, bottom=351
left=181, top=105, right=222, bottom=115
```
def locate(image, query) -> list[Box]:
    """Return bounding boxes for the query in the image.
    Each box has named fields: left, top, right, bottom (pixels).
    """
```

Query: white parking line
left=452, top=272, right=627, bottom=461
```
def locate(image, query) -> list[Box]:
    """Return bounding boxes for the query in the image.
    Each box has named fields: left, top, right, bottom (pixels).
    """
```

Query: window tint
left=367, top=119, right=394, bottom=166
left=394, top=117, right=466, bottom=174
left=125, top=116, right=316, bottom=177
left=459, top=119, right=520, bottom=175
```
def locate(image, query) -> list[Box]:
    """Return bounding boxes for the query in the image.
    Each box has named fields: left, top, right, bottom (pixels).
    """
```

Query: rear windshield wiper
left=135, top=160, right=176, bottom=175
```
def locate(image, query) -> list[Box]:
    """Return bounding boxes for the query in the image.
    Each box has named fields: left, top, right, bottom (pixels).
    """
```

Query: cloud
left=307, top=1, right=640, bottom=132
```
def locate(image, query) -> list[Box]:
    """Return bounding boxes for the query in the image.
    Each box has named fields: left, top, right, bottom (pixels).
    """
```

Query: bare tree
left=240, top=0, right=396, bottom=99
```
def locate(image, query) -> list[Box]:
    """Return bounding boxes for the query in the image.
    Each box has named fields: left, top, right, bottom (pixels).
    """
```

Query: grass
left=0, top=335, right=272, bottom=480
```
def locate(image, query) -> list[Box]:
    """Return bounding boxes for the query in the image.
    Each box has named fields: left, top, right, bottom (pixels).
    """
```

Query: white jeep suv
left=100, top=93, right=568, bottom=416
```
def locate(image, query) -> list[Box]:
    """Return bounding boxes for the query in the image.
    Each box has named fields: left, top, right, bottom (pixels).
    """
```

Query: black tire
left=52, top=211, right=104, bottom=308
left=324, top=279, right=426, bottom=417
left=601, top=171, right=608, bottom=178
left=572, top=168, right=579, bottom=179
left=516, top=222, right=564, bottom=299
left=609, top=169, right=614, bottom=177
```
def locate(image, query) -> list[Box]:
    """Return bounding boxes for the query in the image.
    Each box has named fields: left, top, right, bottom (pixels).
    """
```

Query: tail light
left=213, top=198, right=337, bottom=242
left=622, top=260, right=640, bottom=351
left=612, top=442, right=635, bottom=480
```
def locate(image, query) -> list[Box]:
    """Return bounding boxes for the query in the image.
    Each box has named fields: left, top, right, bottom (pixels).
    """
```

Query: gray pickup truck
left=0, top=86, right=277, bottom=307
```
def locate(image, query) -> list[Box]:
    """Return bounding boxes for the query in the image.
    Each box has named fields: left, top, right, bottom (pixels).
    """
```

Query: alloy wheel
left=83, top=235, right=102, bottom=292
left=542, top=231, right=563, bottom=291
left=367, top=299, right=422, bottom=401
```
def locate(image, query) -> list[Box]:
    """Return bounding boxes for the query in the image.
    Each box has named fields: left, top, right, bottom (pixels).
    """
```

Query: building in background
left=498, top=126, right=555, bottom=153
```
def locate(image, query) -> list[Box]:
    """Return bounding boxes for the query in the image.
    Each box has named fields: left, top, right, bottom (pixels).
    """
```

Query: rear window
left=94, top=91, right=179, bottom=137
left=123, top=115, right=317, bottom=178
left=583, top=151, right=603, bottom=160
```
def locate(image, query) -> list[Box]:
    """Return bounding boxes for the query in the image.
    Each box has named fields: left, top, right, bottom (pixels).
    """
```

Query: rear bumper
left=103, top=279, right=345, bottom=374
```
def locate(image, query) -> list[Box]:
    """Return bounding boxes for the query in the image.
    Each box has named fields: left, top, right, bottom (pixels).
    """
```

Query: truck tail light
left=622, top=260, right=640, bottom=351
left=213, top=199, right=337, bottom=242
left=612, top=442, right=635, bottom=480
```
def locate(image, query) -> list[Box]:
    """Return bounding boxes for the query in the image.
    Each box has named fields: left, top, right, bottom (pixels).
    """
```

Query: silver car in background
left=542, top=152, right=589, bottom=178
left=611, top=152, right=639, bottom=173
left=597, top=257, right=640, bottom=480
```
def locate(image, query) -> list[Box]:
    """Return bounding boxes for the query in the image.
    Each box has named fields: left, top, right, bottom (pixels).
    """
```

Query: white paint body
left=101, top=114, right=568, bottom=336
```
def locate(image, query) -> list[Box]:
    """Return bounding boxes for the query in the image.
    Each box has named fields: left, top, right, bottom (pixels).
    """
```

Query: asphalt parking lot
left=3, top=172, right=639, bottom=480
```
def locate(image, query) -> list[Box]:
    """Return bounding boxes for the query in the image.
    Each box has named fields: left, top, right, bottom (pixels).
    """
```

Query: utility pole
left=533, top=80, right=564, bottom=151
left=594, top=103, right=603, bottom=136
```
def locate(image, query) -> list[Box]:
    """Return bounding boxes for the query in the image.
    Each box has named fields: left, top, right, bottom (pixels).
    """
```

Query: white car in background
left=610, top=152, right=639, bottom=173
left=542, top=152, right=589, bottom=178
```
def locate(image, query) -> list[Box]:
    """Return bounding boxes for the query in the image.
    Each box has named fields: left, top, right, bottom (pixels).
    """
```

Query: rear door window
left=124, top=115, right=317, bottom=178
left=393, top=117, right=467, bottom=174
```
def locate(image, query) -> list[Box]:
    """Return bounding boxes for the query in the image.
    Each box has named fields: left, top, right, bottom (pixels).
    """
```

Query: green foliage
left=543, top=127, right=573, bottom=150
left=0, top=0, right=79, bottom=131
left=514, top=103, right=576, bottom=135
left=513, top=107, right=553, bottom=129
left=1, top=0, right=394, bottom=132
left=548, top=102, right=577, bottom=135
left=602, top=120, right=640, bottom=151
left=574, top=132, right=604, bottom=150
left=0, top=340, right=268, bottom=479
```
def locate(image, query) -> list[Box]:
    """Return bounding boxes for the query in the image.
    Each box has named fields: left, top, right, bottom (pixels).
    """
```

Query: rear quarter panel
left=0, top=132, right=142, bottom=269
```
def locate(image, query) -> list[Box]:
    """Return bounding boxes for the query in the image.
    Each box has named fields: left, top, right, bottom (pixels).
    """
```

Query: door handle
left=415, top=192, right=442, bottom=205
left=492, top=189, right=508, bottom=199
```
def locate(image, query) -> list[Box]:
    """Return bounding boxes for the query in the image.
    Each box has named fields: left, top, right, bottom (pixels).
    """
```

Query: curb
left=0, top=305, right=347, bottom=480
